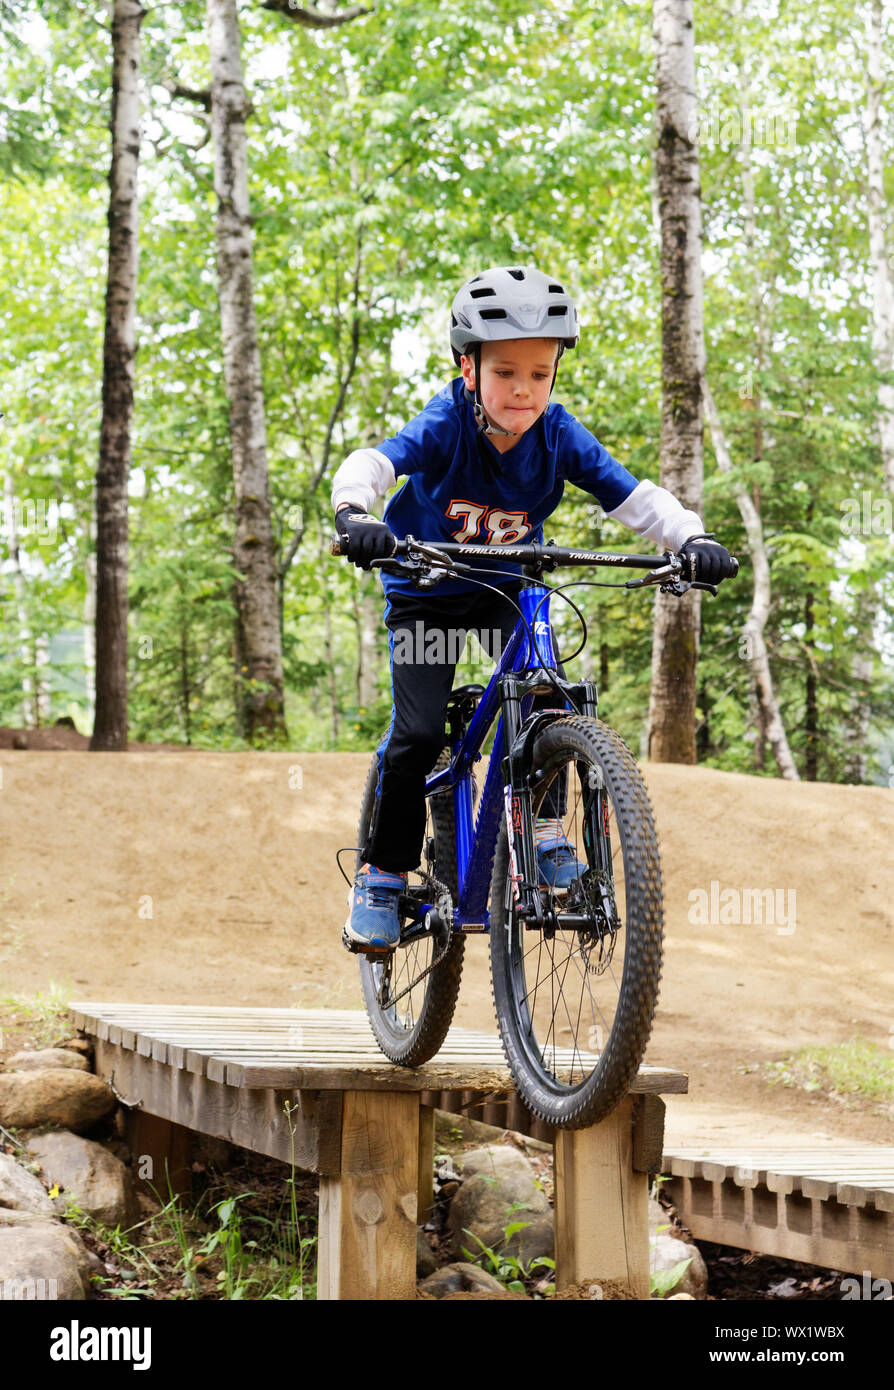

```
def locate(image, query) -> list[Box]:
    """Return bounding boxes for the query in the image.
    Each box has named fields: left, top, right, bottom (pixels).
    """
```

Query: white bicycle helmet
left=449, top=265, right=579, bottom=365
left=449, top=266, right=579, bottom=436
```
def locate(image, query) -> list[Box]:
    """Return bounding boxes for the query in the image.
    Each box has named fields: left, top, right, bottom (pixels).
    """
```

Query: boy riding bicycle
left=332, top=266, right=735, bottom=953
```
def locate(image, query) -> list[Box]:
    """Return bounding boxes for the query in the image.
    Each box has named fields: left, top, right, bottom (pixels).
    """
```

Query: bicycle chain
left=376, top=874, right=454, bottom=1011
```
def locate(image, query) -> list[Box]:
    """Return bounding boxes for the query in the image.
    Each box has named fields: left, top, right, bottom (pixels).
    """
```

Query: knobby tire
left=490, top=715, right=664, bottom=1128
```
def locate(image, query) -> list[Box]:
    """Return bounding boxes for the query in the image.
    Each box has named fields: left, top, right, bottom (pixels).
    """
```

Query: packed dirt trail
left=2, top=743, right=893, bottom=1150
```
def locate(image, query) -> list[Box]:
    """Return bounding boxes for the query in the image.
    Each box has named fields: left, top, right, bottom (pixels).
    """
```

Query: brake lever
left=625, top=557, right=681, bottom=589
left=658, top=578, right=719, bottom=598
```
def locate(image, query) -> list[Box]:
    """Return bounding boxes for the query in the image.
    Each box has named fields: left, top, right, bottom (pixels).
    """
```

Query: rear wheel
left=357, top=747, right=466, bottom=1066
left=490, top=715, right=663, bottom=1128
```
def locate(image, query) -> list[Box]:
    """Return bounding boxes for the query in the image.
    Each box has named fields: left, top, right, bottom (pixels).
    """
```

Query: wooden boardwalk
left=70, top=1001, right=687, bottom=1300
left=662, top=1146, right=894, bottom=1279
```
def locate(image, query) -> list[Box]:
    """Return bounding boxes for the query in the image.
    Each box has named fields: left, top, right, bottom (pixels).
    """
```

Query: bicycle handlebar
left=330, top=533, right=739, bottom=594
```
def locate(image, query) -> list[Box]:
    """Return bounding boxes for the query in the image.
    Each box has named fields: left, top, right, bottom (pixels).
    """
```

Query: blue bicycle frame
left=422, top=580, right=597, bottom=932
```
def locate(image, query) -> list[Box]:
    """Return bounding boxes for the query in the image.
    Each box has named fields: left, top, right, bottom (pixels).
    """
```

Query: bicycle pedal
left=341, top=926, right=393, bottom=957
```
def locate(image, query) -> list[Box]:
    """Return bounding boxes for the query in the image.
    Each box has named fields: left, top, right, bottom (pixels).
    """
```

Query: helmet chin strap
left=471, top=345, right=516, bottom=436
left=469, top=342, right=564, bottom=438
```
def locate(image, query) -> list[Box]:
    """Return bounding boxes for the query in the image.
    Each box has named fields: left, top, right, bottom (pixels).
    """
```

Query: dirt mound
left=0, top=725, right=191, bottom=752
left=1, top=746, right=892, bottom=1148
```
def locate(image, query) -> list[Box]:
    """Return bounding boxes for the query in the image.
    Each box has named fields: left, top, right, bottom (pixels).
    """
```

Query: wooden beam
left=94, top=1040, right=342, bottom=1173
left=553, top=1097, right=649, bottom=1298
left=417, top=1104, right=435, bottom=1226
left=318, top=1090, right=420, bottom=1300
left=123, top=1110, right=192, bottom=1199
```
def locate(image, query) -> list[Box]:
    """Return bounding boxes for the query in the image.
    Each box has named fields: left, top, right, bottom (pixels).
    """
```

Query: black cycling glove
left=678, top=533, right=736, bottom=585
left=335, top=506, right=397, bottom=570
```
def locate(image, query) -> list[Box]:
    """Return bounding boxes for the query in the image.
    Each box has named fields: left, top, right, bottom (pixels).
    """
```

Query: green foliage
left=765, top=1036, right=894, bottom=1103
left=650, top=1257, right=693, bottom=1299
left=0, top=0, right=891, bottom=774
left=461, top=1225, right=556, bottom=1298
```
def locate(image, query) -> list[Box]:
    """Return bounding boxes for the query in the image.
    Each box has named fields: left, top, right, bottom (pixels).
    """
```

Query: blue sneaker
left=343, top=864, right=406, bottom=952
left=537, top=835, right=586, bottom=893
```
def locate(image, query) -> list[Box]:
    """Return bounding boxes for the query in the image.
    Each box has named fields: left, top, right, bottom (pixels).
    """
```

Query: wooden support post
left=553, top=1096, right=649, bottom=1298
left=318, top=1090, right=420, bottom=1300
left=123, top=1110, right=192, bottom=1200
left=417, top=1103, right=436, bottom=1226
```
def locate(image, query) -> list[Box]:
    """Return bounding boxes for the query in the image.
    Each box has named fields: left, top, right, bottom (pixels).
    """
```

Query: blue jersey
left=375, top=378, right=642, bottom=598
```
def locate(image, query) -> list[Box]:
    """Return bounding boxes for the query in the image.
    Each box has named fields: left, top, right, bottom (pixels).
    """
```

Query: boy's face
left=460, top=338, right=559, bottom=451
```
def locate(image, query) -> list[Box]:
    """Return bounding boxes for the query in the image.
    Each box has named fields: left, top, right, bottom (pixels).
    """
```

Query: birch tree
left=845, top=0, right=894, bottom=780
left=91, top=0, right=144, bottom=752
left=700, top=0, right=799, bottom=780
left=207, top=0, right=286, bottom=742
left=703, top=382, right=799, bottom=778
left=648, top=0, right=705, bottom=763
left=866, top=0, right=894, bottom=494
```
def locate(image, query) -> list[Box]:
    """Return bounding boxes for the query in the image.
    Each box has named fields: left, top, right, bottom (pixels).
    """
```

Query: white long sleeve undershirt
left=330, top=449, right=704, bottom=553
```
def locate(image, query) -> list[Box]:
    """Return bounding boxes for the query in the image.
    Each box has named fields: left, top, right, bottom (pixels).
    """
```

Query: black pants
left=363, top=584, right=562, bottom=873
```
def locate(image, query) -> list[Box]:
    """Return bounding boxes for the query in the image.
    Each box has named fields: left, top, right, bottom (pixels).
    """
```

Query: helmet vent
left=469, top=286, right=496, bottom=298
left=479, top=307, right=508, bottom=320
left=508, top=268, right=525, bottom=281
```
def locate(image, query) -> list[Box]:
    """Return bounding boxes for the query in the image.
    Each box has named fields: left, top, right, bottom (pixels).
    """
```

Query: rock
left=434, top=1109, right=552, bottom=1156
left=418, top=1261, right=509, bottom=1298
left=447, top=1144, right=553, bottom=1264
left=0, top=1070, right=116, bottom=1133
left=5, top=1049, right=89, bottom=1073
left=416, top=1228, right=437, bottom=1279
left=0, top=1153, right=56, bottom=1215
left=650, top=1232, right=709, bottom=1299
left=0, top=1222, right=85, bottom=1299
left=23, top=1131, right=139, bottom=1227
left=649, top=1195, right=672, bottom=1233
left=459, top=1146, right=535, bottom=1184
left=137, top=1192, right=161, bottom=1219
left=449, top=1261, right=507, bottom=1294
left=0, top=1209, right=102, bottom=1284
left=418, top=1266, right=465, bottom=1298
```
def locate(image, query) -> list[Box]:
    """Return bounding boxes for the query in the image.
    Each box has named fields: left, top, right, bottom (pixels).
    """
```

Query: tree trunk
left=703, top=382, right=800, bottom=779
left=207, top=0, right=287, bottom=743
left=4, top=469, right=35, bottom=726
left=866, top=0, right=894, bottom=493
left=84, top=514, right=97, bottom=729
left=804, top=588, right=818, bottom=781
left=841, top=0, right=894, bottom=780
left=91, top=0, right=143, bottom=752
left=648, top=0, right=704, bottom=764
left=354, top=586, right=379, bottom=710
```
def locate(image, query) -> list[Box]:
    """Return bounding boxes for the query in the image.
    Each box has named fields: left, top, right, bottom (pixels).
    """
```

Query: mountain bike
left=333, top=535, right=737, bottom=1128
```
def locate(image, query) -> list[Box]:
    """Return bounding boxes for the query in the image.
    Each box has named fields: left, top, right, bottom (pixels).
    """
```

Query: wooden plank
left=222, top=1061, right=518, bottom=1092
left=317, top=1090, right=419, bottom=1300
left=69, top=1003, right=688, bottom=1094
left=666, top=1174, right=894, bottom=1280
left=93, top=1040, right=343, bottom=1174
left=554, top=1096, right=649, bottom=1298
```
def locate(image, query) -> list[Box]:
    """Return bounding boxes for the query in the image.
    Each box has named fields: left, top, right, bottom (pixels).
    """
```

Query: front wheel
left=490, top=715, right=664, bottom=1128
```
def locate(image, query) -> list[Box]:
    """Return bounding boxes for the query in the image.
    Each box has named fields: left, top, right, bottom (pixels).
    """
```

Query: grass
left=0, top=980, right=73, bottom=1049
left=764, top=1036, right=894, bottom=1103
left=64, top=1160, right=318, bottom=1301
